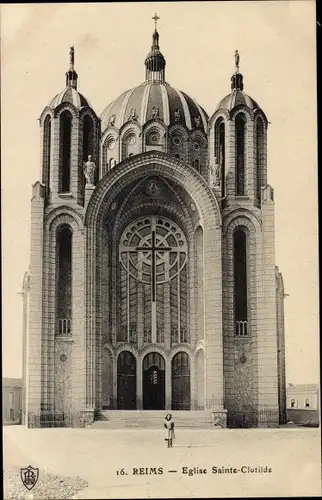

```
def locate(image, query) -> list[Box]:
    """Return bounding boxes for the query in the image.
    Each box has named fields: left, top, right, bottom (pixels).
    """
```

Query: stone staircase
left=92, top=410, right=214, bottom=429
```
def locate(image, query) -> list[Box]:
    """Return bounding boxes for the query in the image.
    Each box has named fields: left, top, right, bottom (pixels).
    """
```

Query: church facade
left=21, top=24, right=287, bottom=428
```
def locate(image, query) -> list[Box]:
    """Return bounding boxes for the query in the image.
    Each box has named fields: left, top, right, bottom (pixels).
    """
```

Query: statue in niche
left=151, top=106, right=159, bottom=119
left=210, top=156, right=221, bottom=188
left=83, top=155, right=96, bottom=186
left=174, top=109, right=181, bottom=122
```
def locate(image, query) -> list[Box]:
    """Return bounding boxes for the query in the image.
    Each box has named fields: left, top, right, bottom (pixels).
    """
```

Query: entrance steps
left=92, top=410, right=214, bottom=429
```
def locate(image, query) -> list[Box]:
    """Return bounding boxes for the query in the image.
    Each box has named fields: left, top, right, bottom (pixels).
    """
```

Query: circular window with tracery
left=147, top=132, right=160, bottom=144
left=119, top=216, right=187, bottom=285
left=172, top=136, right=182, bottom=146
left=127, top=135, right=136, bottom=145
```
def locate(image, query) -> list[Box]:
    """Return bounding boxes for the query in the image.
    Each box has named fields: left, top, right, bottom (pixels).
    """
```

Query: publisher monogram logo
left=20, top=466, right=39, bottom=490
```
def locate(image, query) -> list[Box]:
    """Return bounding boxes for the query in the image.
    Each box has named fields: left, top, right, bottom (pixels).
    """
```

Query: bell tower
left=38, top=46, right=100, bottom=207
left=209, top=50, right=268, bottom=209
left=209, top=51, right=280, bottom=427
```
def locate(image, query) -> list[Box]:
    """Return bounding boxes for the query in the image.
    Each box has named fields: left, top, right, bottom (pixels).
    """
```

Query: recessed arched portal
left=117, top=351, right=136, bottom=409
left=172, top=352, right=191, bottom=410
left=143, top=352, right=165, bottom=410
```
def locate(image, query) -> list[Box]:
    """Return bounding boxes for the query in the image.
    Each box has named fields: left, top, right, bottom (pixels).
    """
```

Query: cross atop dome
left=152, top=12, right=160, bottom=31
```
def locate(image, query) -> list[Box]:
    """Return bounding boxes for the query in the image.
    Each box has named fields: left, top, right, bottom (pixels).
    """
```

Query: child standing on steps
left=164, top=413, right=175, bottom=448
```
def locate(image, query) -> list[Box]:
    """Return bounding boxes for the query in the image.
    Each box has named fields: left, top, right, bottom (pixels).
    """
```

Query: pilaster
left=256, top=185, right=279, bottom=422
left=27, top=182, right=45, bottom=422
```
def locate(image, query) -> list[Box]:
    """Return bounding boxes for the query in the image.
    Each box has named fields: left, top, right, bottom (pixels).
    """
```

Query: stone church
left=21, top=20, right=287, bottom=428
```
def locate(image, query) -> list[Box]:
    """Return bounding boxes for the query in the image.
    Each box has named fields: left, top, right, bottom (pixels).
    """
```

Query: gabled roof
left=287, top=383, right=319, bottom=393
left=2, top=377, right=22, bottom=388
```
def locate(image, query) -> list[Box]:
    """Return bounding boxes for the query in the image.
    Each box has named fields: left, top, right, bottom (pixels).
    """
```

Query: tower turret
left=39, top=46, right=100, bottom=206
left=145, top=13, right=166, bottom=83
left=209, top=50, right=268, bottom=207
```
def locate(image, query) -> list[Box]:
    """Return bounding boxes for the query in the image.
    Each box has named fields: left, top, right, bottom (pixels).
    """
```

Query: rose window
left=118, top=216, right=189, bottom=345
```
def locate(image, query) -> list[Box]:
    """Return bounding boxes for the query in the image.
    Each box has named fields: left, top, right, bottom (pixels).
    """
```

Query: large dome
left=100, top=82, right=208, bottom=133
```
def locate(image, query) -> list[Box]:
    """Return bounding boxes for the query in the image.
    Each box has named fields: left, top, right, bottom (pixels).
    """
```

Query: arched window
left=193, top=158, right=200, bottom=172
left=59, top=111, right=72, bottom=192
left=215, top=118, right=225, bottom=197
left=234, top=229, right=248, bottom=336
left=170, top=132, right=186, bottom=161
left=42, top=115, right=51, bottom=194
left=122, top=133, right=137, bottom=160
left=235, top=114, right=246, bottom=196
left=83, top=115, right=95, bottom=187
left=108, top=158, right=116, bottom=171
left=83, top=115, right=94, bottom=161
left=56, top=226, right=72, bottom=335
left=256, top=118, right=264, bottom=202
left=172, top=352, right=190, bottom=410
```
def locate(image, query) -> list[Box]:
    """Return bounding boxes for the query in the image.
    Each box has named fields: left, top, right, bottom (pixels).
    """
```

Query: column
left=165, top=358, right=171, bottom=410
left=137, top=358, right=143, bottom=410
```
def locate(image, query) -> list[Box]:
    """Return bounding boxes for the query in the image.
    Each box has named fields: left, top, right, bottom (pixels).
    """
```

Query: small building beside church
left=2, top=378, right=22, bottom=425
left=21, top=20, right=287, bottom=428
left=286, top=384, right=319, bottom=426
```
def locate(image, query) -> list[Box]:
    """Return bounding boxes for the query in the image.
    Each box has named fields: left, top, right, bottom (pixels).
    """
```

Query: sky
left=1, top=1, right=319, bottom=384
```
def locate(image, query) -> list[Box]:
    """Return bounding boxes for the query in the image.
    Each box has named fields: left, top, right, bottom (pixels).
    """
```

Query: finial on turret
left=65, top=45, right=78, bottom=90
left=234, top=49, right=240, bottom=73
left=69, top=45, right=75, bottom=69
left=231, top=49, right=243, bottom=91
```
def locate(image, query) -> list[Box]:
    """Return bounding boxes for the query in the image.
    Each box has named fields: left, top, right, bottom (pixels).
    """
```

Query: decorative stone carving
left=128, top=108, right=137, bottom=120
left=83, top=155, right=96, bottom=186
left=194, top=116, right=201, bottom=128
left=151, top=106, right=159, bottom=119
left=108, top=114, right=116, bottom=126
left=146, top=179, right=160, bottom=197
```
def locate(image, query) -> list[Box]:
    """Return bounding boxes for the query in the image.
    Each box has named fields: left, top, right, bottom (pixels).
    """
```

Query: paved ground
left=3, top=425, right=321, bottom=499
